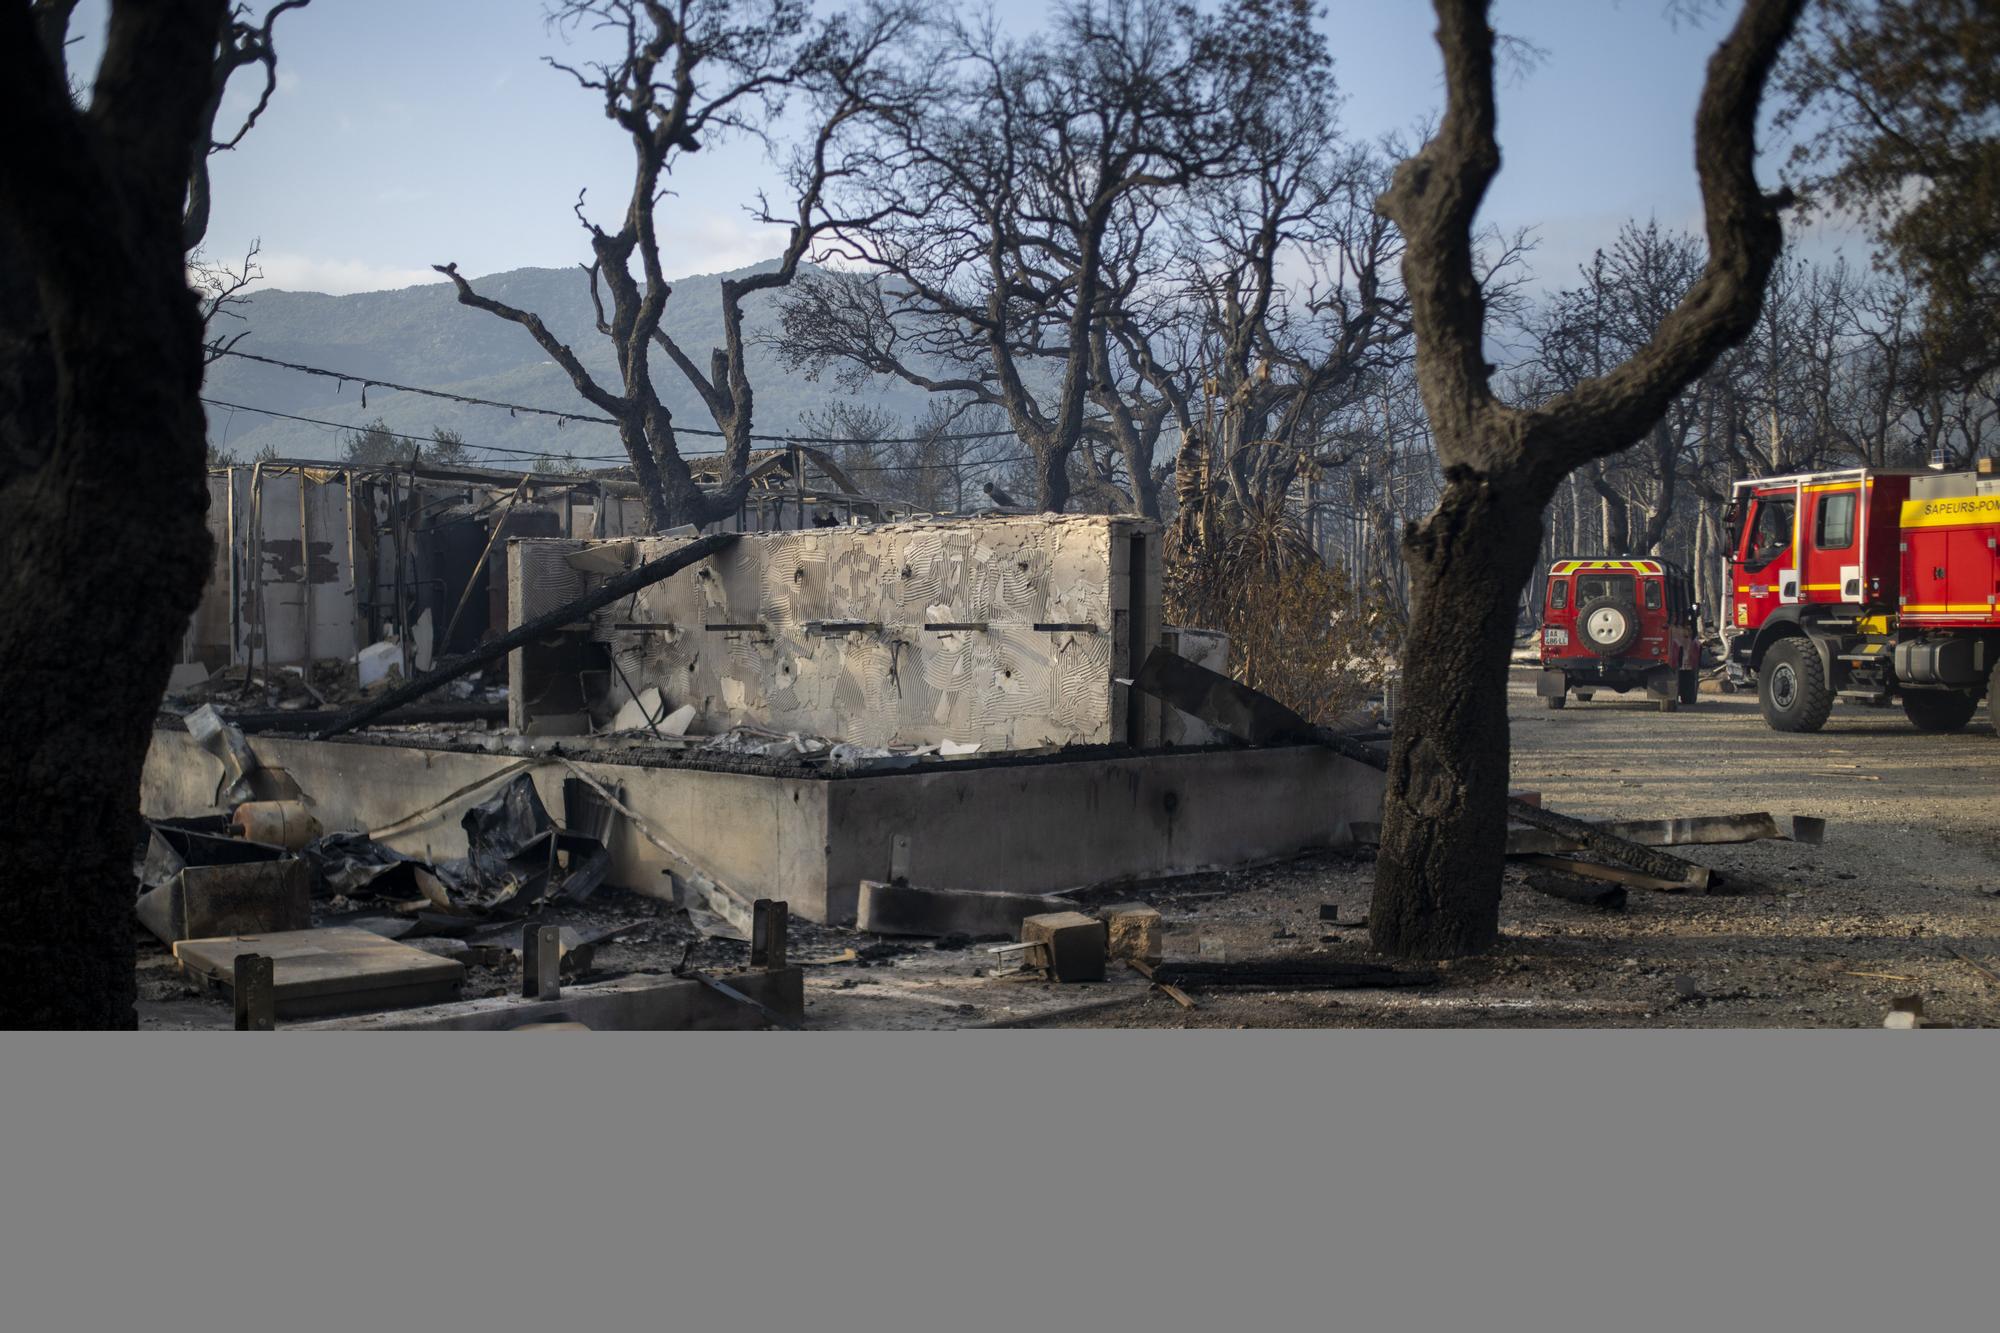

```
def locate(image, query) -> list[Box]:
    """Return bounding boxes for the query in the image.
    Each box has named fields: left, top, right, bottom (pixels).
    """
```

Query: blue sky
left=74, top=0, right=1857, bottom=295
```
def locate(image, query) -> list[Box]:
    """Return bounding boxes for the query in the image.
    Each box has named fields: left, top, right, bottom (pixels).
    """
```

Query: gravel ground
left=1009, top=670, right=2000, bottom=1028
left=136, top=668, right=2000, bottom=1029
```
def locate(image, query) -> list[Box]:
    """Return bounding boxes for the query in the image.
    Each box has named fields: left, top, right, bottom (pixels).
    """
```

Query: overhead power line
left=206, top=344, right=1026, bottom=446
left=200, top=396, right=1035, bottom=477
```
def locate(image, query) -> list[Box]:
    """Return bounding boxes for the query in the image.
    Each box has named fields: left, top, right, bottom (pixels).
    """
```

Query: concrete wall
left=820, top=746, right=1383, bottom=924
left=142, top=730, right=1380, bottom=926
left=509, top=514, right=1165, bottom=750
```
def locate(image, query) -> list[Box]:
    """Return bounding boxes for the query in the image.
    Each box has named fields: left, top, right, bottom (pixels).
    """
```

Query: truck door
left=1946, top=527, right=1999, bottom=620
left=1734, top=490, right=1796, bottom=628
left=1804, top=484, right=1862, bottom=605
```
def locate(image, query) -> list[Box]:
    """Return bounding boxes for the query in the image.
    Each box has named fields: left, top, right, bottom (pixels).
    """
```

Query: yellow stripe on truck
left=1903, top=604, right=1995, bottom=614
left=1901, top=496, right=2000, bottom=529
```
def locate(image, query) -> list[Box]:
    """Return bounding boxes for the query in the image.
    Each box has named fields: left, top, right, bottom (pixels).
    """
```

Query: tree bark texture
left=1367, top=0, right=1803, bottom=959
left=0, top=0, right=228, bottom=1027
left=1369, top=472, right=1546, bottom=956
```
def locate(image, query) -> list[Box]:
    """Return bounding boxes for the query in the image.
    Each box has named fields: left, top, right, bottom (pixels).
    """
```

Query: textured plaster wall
left=509, top=514, right=1163, bottom=749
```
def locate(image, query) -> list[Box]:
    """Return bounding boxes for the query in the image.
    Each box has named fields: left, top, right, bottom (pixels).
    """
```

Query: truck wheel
left=1759, top=638, right=1834, bottom=733
left=1545, top=693, right=1566, bottom=710
left=1902, top=689, right=1978, bottom=734
left=1678, top=669, right=1699, bottom=705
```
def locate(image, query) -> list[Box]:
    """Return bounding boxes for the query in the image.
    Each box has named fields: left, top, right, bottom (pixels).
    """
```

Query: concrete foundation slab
left=143, top=729, right=1383, bottom=927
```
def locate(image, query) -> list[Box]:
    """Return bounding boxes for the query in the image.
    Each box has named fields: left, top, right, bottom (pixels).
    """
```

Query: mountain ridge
left=203, top=259, right=934, bottom=466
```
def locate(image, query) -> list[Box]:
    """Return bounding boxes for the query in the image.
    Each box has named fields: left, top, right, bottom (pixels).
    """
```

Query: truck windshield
left=1576, top=574, right=1635, bottom=603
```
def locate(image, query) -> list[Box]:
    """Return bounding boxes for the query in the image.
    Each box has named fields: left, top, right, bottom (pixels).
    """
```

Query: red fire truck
left=1727, top=461, right=2000, bottom=734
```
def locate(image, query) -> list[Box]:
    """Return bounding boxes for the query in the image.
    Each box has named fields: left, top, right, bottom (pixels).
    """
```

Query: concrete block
left=1098, top=902, right=1162, bottom=964
left=857, top=880, right=1073, bottom=938
left=1020, top=910, right=1107, bottom=982
left=174, top=926, right=463, bottom=1019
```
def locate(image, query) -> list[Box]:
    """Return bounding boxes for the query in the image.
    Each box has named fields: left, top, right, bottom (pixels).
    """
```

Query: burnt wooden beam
left=1505, top=812, right=1789, bottom=856
left=314, top=532, right=739, bottom=739
left=222, top=701, right=508, bottom=733
left=1521, top=871, right=1628, bottom=911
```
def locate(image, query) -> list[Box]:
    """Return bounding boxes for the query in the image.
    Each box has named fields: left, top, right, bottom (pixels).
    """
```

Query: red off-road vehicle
left=1536, top=558, right=1702, bottom=711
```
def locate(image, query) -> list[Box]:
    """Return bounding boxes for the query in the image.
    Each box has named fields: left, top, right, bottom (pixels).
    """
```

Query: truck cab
left=1537, top=559, right=1701, bottom=711
left=1727, top=464, right=1999, bottom=734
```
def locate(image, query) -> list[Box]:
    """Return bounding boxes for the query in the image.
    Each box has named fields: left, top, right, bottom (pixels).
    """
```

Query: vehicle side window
left=1815, top=492, right=1855, bottom=550
left=1747, top=499, right=1793, bottom=570
left=1550, top=580, right=1567, bottom=610
left=1644, top=581, right=1662, bottom=610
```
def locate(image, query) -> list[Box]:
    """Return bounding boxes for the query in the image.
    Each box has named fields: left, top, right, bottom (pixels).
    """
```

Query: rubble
left=1520, top=871, right=1628, bottom=911
left=356, top=639, right=404, bottom=689
left=1020, top=911, right=1108, bottom=983
left=229, top=799, right=321, bottom=850
left=135, top=522, right=1407, bottom=1028
left=185, top=703, right=301, bottom=804
left=137, top=815, right=310, bottom=943
left=1099, top=902, right=1163, bottom=965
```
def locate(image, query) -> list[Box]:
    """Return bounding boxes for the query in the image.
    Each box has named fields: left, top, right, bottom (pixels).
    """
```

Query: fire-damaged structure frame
left=183, top=449, right=896, bottom=679
left=146, top=514, right=1388, bottom=937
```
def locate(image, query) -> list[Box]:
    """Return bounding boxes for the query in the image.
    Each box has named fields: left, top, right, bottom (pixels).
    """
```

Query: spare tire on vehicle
left=1576, top=597, right=1639, bottom=657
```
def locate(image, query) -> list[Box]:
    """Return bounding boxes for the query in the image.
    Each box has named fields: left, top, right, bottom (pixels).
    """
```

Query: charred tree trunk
left=1371, top=472, right=1545, bottom=957
left=0, top=0, right=230, bottom=1027
left=1029, top=429, right=1074, bottom=515
left=1366, top=0, right=1802, bottom=960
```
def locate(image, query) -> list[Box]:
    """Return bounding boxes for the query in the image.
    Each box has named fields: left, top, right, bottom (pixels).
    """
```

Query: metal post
left=225, top=465, right=240, bottom=670
left=234, top=953, right=274, bottom=1030
left=298, top=465, right=313, bottom=667
left=524, top=924, right=561, bottom=999
left=397, top=462, right=416, bottom=681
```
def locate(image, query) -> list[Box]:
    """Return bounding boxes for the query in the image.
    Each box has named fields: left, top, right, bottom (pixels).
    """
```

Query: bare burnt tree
left=781, top=0, right=1327, bottom=514
left=185, top=1, right=309, bottom=249
left=1, top=0, right=305, bottom=1027
left=1177, top=135, right=1420, bottom=520
left=187, top=4, right=310, bottom=359
left=196, top=238, right=266, bottom=364
left=437, top=0, right=916, bottom=531
left=1528, top=221, right=1709, bottom=555
left=1367, top=0, right=1804, bottom=960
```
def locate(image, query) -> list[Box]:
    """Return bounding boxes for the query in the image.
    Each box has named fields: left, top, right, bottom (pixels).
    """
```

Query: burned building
left=181, top=448, right=894, bottom=680
left=145, top=514, right=1384, bottom=936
